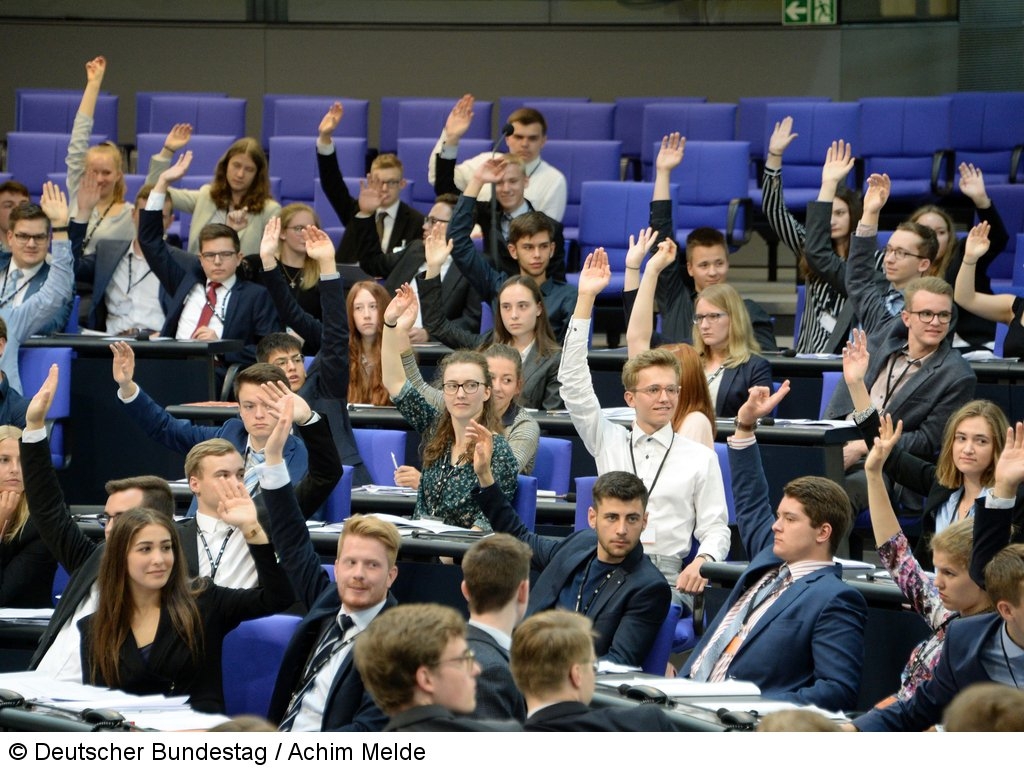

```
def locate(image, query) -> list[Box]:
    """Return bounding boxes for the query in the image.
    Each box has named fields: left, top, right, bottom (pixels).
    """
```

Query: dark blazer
left=682, top=441, right=867, bottom=712
left=0, top=373, right=28, bottom=428
left=384, top=704, right=522, bottom=732
left=449, top=193, right=576, bottom=342
left=474, top=482, right=670, bottom=667
left=259, top=269, right=369, bottom=485
left=119, top=385, right=308, bottom=515
left=0, top=256, right=71, bottom=334
left=971, top=495, right=1019, bottom=590
left=137, top=208, right=280, bottom=367
left=524, top=701, right=678, bottom=732
left=0, top=512, right=56, bottom=608
left=261, top=480, right=392, bottom=731
left=855, top=614, right=1005, bottom=731
left=418, top=274, right=563, bottom=411
left=713, top=355, right=773, bottom=419
left=78, top=541, right=294, bottom=713
left=21, top=435, right=199, bottom=668
left=825, top=319, right=977, bottom=460
left=466, top=624, right=525, bottom=722
left=435, top=154, right=567, bottom=281
left=350, top=216, right=482, bottom=335
left=316, top=146, right=425, bottom=264
left=646, top=200, right=777, bottom=351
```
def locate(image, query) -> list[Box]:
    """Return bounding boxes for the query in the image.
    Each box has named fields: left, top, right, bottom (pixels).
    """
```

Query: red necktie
left=192, top=281, right=221, bottom=336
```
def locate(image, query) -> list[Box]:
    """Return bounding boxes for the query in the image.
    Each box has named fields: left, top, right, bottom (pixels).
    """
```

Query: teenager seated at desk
left=381, top=285, right=518, bottom=530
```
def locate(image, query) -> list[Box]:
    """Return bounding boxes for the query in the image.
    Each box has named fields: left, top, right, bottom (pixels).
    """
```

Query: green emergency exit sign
left=783, top=0, right=837, bottom=25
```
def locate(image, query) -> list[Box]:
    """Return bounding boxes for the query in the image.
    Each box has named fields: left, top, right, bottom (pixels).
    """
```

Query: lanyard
left=883, top=350, right=920, bottom=408
left=198, top=527, right=234, bottom=581
left=574, top=555, right=615, bottom=615
left=628, top=427, right=675, bottom=498
left=0, top=271, right=31, bottom=307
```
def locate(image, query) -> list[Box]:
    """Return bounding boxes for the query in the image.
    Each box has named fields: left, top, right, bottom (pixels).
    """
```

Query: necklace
left=279, top=261, right=303, bottom=289
left=706, top=364, right=725, bottom=385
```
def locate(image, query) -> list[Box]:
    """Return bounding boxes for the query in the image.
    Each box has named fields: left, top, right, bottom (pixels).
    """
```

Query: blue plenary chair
left=672, top=140, right=752, bottom=249
left=642, top=603, right=682, bottom=675
left=396, top=137, right=491, bottom=215
left=533, top=437, right=573, bottom=495
left=396, top=99, right=493, bottom=142
left=136, top=133, right=237, bottom=179
left=858, top=96, right=955, bottom=202
left=381, top=96, right=446, bottom=154
left=262, top=95, right=369, bottom=147
left=736, top=95, right=831, bottom=170
left=542, top=139, right=622, bottom=244
left=513, top=474, right=538, bottom=531
left=222, top=614, right=302, bottom=717
left=18, top=91, right=119, bottom=143
left=321, top=466, right=355, bottom=524
left=269, top=136, right=367, bottom=205
left=573, top=475, right=598, bottom=532
left=6, top=132, right=107, bottom=197
left=498, top=96, right=590, bottom=127
left=819, top=370, right=844, bottom=420
left=352, top=428, right=407, bottom=486
left=147, top=95, right=247, bottom=137
left=527, top=102, right=615, bottom=141
left=985, top=184, right=1024, bottom=293
left=136, top=91, right=226, bottom=136
left=19, top=347, right=73, bottom=468
left=948, top=91, right=1024, bottom=184
left=640, top=103, right=737, bottom=180
left=614, top=97, right=707, bottom=178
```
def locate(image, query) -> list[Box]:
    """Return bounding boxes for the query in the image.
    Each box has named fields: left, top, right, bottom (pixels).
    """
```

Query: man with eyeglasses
left=0, top=186, right=75, bottom=394
left=349, top=191, right=483, bottom=341
left=316, top=103, right=426, bottom=266
left=472, top=419, right=671, bottom=668
left=139, top=150, right=279, bottom=373
left=353, top=603, right=522, bottom=731
left=825, top=275, right=976, bottom=517
left=557, top=247, right=729, bottom=612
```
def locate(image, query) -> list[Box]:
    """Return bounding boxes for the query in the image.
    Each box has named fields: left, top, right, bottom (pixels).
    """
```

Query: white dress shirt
left=105, top=243, right=166, bottom=333
left=175, top=275, right=236, bottom=341
left=194, top=509, right=257, bottom=589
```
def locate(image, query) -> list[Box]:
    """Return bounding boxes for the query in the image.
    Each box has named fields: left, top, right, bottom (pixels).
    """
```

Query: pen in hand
left=391, top=452, right=399, bottom=471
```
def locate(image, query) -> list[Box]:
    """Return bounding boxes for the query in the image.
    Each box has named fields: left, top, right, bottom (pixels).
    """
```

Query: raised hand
left=39, top=181, right=69, bottom=227
left=842, top=328, right=870, bottom=387
left=647, top=237, right=678, bottom=273
left=85, top=55, right=107, bottom=85
left=963, top=221, right=991, bottom=266
left=357, top=178, right=383, bottom=215
left=258, top=381, right=312, bottom=425
left=655, top=133, right=686, bottom=173
left=863, top=173, right=891, bottom=215
left=259, top=217, right=281, bottom=266
left=318, top=102, right=343, bottom=143
left=302, top=225, right=336, bottom=267
left=624, top=227, right=659, bottom=271
left=994, top=422, right=1024, bottom=497
left=383, top=283, right=417, bottom=329
left=821, top=140, right=855, bottom=187
left=577, top=247, right=611, bottom=298
left=736, top=381, right=791, bottom=427
left=212, top=475, right=259, bottom=530
left=109, top=340, right=136, bottom=392
left=445, top=94, right=475, bottom=143
left=159, top=151, right=193, bottom=187
left=474, top=157, right=507, bottom=184
left=423, top=222, right=453, bottom=271
left=161, top=123, right=193, bottom=155
left=466, top=419, right=494, bottom=485
left=264, top=392, right=295, bottom=466
left=865, top=414, right=903, bottom=475
left=77, top=170, right=102, bottom=215
left=25, top=364, right=58, bottom=431
left=768, top=116, right=798, bottom=157
left=958, top=162, right=990, bottom=207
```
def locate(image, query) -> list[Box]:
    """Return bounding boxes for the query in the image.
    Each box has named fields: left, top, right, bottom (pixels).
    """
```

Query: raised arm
left=954, top=221, right=1015, bottom=324
left=760, top=117, right=808, bottom=256
left=428, top=94, right=475, bottom=190
left=625, top=232, right=671, bottom=357
left=65, top=56, right=106, bottom=204
left=419, top=225, right=486, bottom=349
left=864, top=415, right=906, bottom=547
left=845, top=174, right=894, bottom=335
left=314, top=102, right=361, bottom=228
left=381, top=284, right=419, bottom=397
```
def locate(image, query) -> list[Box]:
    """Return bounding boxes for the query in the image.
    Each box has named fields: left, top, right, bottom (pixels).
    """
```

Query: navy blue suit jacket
left=138, top=208, right=279, bottom=367
left=855, top=614, right=1005, bottom=731
left=261, top=481, right=391, bottom=731
left=682, top=442, right=867, bottom=711
left=466, top=624, right=525, bottom=722
left=524, top=701, right=678, bottom=732
left=474, top=482, right=670, bottom=667
left=713, top=356, right=772, bottom=419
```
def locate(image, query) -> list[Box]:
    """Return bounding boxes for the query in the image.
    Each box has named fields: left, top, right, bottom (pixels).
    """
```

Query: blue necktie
left=278, top=614, right=355, bottom=731
left=244, top=449, right=265, bottom=497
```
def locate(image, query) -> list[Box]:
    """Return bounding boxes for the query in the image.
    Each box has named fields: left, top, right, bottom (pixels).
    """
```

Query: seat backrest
left=714, top=442, right=736, bottom=525
left=641, top=103, right=737, bottom=177
left=6, top=132, right=107, bottom=197
left=270, top=136, right=367, bottom=203
left=640, top=603, right=681, bottom=675
left=819, top=370, right=844, bottom=420
left=541, top=140, right=622, bottom=229
left=762, top=101, right=861, bottom=187
left=573, top=475, right=598, bottom=531
left=222, top=614, right=302, bottom=717
left=578, top=181, right=674, bottom=270
left=527, top=102, right=615, bottom=141
left=613, top=97, right=707, bottom=159
left=136, top=133, right=238, bottom=180
left=321, top=466, right=355, bottom=523
left=736, top=96, right=831, bottom=160
left=533, top=437, right=573, bottom=494
left=396, top=99, right=493, bottom=141
left=949, top=91, right=1024, bottom=183
left=672, top=141, right=751, bottom=245
left=396, top=137, right=491, bottom=214
left=18, top=92, right=119, bottom=142
left=858, top=97, right=953, bottom=195
left=352, top=428, right=407, bottom=486
left=513, top=474, right=538, bottom=531
left=19, top=347, right=72, bottom=419
left=987, top=185, right=1024, bottom=283
left=148, top=95, right=247, bottom=137
left=136, top=91, right=226, bottom=135
left=498, top=96, right=591, bottom=127
left=263, top=95, right=369, bottom=146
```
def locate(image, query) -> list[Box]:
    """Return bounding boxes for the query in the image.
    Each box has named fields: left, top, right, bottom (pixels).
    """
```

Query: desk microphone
left=491, top=123, right=514, bottom=155
left=0, top=688, right=25, bottom=708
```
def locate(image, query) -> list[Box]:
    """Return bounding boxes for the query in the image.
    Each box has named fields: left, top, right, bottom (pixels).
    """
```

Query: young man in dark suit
left=683, top=383, right=867, bottom=712
left=141, top=150, right=279, bottom=370
left=354, top=603, right=522, bottom=732
left=513, top=610, right=677, bottom=731
left=471, top=419, right=671, bottom=667
left=460, top=533, right=530, bottom=722
left=316, top=102, right=425, bottom=265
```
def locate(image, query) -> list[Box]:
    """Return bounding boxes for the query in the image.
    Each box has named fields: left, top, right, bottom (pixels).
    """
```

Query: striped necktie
left=278, top=614, right=355, bottom=731
left=243, top=448, right=265, bottom=497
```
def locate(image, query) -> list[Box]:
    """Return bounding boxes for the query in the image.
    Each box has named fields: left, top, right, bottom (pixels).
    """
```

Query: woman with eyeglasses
left=67, top=56, right=135, bottom=254
left=146, top=130, right=280, bottom=256
left=415, top=226, right=562, bottom=411
left=955, top=222, right=1024, bottom=358
left=863, top=413, right=996, bottom=704
left=382, top=285, right=518, bottom=529
left=692, top=283, right=772, bottom=419
left=625, top=233, right=715, bottom=449
left=0, top=425, right=56, bottom=608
